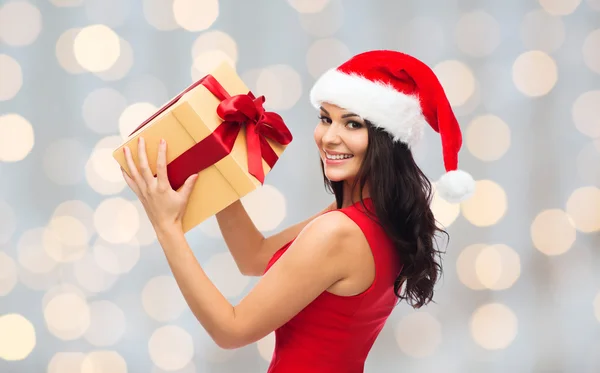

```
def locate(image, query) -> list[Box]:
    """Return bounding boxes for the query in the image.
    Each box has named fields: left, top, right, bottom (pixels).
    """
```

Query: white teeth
left=325, top=153, right=353, bottom=160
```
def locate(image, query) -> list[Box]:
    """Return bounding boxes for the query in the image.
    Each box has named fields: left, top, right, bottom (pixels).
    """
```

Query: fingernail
left=160, top=138, right=165, bottom=145
left=139, top=136, right=143, bottom=144
left=123, top=147, right=128, bottom=154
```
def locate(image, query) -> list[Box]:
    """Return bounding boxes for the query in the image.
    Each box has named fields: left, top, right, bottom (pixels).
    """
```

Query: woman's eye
left=347, top=121, right=363, bottom=129
left=318, top=115, right=332, bottom=124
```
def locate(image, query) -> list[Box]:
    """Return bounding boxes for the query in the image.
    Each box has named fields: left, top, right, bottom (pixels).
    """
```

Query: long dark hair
left=321, top=121, right=447, bottom=309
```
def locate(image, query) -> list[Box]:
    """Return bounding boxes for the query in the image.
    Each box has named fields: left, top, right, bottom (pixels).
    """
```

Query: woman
left=121, top=50, right=474, bottom=372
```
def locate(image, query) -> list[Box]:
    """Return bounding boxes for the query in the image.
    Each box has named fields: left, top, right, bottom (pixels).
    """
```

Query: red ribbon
left=129, top=74, right=293, bottom=190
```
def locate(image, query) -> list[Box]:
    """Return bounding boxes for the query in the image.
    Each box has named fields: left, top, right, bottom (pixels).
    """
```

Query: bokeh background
left=1, top=0, right=600, bottom=372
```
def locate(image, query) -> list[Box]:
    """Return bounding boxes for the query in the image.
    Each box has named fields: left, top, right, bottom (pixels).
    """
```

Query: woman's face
left=313, top=102, right=369, bottom=184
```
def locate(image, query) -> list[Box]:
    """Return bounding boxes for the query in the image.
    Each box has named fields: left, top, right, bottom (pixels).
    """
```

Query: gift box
left=112, top=62, right=293, bottom=232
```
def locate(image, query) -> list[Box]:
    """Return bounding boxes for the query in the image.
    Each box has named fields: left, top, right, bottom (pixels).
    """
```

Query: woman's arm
left=215, top=200, right=336, bottom=276
left=157, top=210, right=361, bottom=349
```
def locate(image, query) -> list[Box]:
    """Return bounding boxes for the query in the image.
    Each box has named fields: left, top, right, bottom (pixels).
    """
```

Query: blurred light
left=191, top=30, right=237, bottom=63
left=470, top=303, right=518, bottom=350
left=149, top=326, right=195, bottom=371
left=56, top=28, right=86, bottom=74
left=48, top=352, right=86, bottom=373
left=191, top=50, right=236, bottom=82
left=93, top=237, right=140, bottom=274
left=0, top=314, right=36, bottom=360
left=18, top=266, right=61, bottom=291
left=0, top=113, right=35, bottom=162
left=42, top=138, right=88, bottom=185
left=306, top=38, right=351, bottom=78
left=42, top=284, right=87, bottom=310
left=431, top=184, right=461, bottom=228
left=565, top=186, right=600, bottom=233
left=457, top=244, right=487, bottom=290
left=152, top=362, right=197, bottom=373
left=577, top=142, right=600, bottom=185
left=94, top=198, right=140, bottom=244
left=475, top=244, right=521, bottom=290
left=44, top=292, right=91, bottom=340
left=0, top=199, right=16, bottom=245
left=241, top=184, right=287, bottom=231
left=512, top=50, right=557, bottom=97
left=399, top=17, right=445, bottom=63
left=257, top=65, right=303, bottom=111
left=0, top=252, right=17, bottom=296
left=83, top=301, right=126, bottom=346
left=119, top=102, right=157, bottom=139
left=299, top=0, right=344, bottom=37
left=287, top=0, right=330, bottom=13
left=521, top=10, right=565, bottom=53
left=94, top=38, right=134, bottom=81
left=85, top=136, right=127, bottom=195
left=0, top=54, right=22, bottom=101
left=395, top=312, right=442, bottom=358
left=131, top=199, right=157, bottom=246
left=173, top=0, right=219, bottom=32
left=455, top=10, right=501, bottom=57
left=573, top=90, right=600, bottom=138
left=81, top=351, right=127, bottom=373
left=73, top=24, right=121, bottom=73
left=465, top=115, right=511, bottom=161
left=73, top=251, right=119, bottom=293
left=531, top=209, right=576, bottom=256
left=461, top=180, right=507, bottom=227
left=257, top=333, right=275, bottom=362
left=143, top=0, right=179, bottom=31
left=204, top=252, right=251, bottom=298
left=83, top=88, right=127, bottom=135
left=433, top=60, right=476, bottom=107
left=46, top=215, right=89, bottom=262
left=142, top=275, right=188, bottom=322
left=124, top=75, right=169, bottom=107
left=0, top=1, right=42, bottom=46
left=84, top=0, right=131, bottom=28
left=17, top=227, right=59, bottom=274
left=539, top=0, right=582, bottom=15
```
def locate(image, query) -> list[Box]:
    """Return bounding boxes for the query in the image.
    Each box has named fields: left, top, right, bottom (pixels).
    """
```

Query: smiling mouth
left=324, top=151, right=354, bottom=161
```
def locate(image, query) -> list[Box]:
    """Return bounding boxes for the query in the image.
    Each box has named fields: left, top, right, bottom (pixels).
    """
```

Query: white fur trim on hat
left=310, top=68, right=427, bottom=148
left=436, top=169, right=475, bottom=203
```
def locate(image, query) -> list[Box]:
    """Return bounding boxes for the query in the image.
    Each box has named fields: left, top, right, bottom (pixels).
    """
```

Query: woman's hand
left=121, top=137, right=198, bottom=235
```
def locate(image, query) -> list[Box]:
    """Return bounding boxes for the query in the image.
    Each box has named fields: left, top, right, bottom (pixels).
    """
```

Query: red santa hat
left=309, top=50, right=475, bottom=203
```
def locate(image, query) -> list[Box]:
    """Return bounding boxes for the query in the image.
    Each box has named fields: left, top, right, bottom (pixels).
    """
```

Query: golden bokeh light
left=119, top=102, right=157, bottom=139
left=0, top=1, right=42, bottom=46
left=461, top=180, right=507, bottom=227
left=0, top=251, right=17, bottom=296
left=0, top=314, right=36, bottom=360
left=521, top=10, right=565, bottom=53
left=191, top=30, right=237, bottom=62
left=531, top=209, right=576, bottom=256
left=85, top=136, right=127, bottom=195
left=142, top=275, right=188, bottom=322
left=306, top=38, right=351, bottom=78
left=565, top=186, right=600, bottom=233
left=431, top=184, right=461, bottom=228
left=191, top=49, right=236, bottom=81
left=256, top=65, right=303, bottom=111
left=466, top=115, right=511, bottom=161
left=48, top=352, right=86, bottom=373
left=81, top=351, right=127, bottom=373
left=73, top=24, right=121, bottom=72
left=0, top=113, right=35, bottom=162
left=94, top=37, right=134, bottom=81
left=539, top=0, right=582, bottom=15
left=56, top=28, right=86, bottom=74
left=287, top=0, right=330, bottom=13
left=457, top=244, right=487, bottom=290
left=241, top=184, right=287, bottom=232
left=44, top=292, right=91, bottom=340
left=470, top=303, right=518, bottom=350
left=572, top=90, right=600, bottom=138
left=148, top=326, right=195, bottom=371
left=475, top=244, right=521, bottom=290
left=83, top=301, right=126, bottom=347
left=73, top=252, right=119, bottom=293
left=173, top=0, right=219, bottom=31
left=17, top=227, right=59, bottom=274
left=93, top=237, right=140, bottom=275
left=204, top=252, right=251, bottom=298
left=433, top=60, right=476, bottom=107
left=0, top=54, right=22, bottom=101
left=395, top=312, right=442, bottom=358
left=93, top=197, right=140, bottom=244
left=45, top=215, right=89, bottom=262
left=455, top=10, right=501, bottom=57
left=512, top=50, right=558, bottom=97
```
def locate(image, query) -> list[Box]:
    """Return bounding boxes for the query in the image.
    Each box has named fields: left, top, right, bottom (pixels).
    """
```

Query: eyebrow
left=319, top=106, right=360, bottom=119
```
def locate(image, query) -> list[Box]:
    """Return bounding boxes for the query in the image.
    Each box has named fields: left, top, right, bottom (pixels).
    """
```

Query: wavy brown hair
left=321, top=121, right=447, bottom=309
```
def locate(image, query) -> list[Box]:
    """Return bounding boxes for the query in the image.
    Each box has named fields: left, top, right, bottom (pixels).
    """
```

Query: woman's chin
left=324, top=171, right=347, bottom=182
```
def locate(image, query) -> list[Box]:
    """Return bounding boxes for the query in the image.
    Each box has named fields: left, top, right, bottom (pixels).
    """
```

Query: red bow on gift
left=129, top=74, right=293, bottom=190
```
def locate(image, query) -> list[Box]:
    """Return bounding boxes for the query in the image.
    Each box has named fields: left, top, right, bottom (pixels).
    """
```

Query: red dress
left=263, top=198, right=403, bottom=373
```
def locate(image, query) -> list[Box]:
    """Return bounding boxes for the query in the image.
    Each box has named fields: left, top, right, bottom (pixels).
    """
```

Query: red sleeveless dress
left=263, top=198, right=403, bottom=373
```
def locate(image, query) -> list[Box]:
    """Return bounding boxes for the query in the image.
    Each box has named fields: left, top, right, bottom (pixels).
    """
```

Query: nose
left=321, top=123, right=342, bottom=145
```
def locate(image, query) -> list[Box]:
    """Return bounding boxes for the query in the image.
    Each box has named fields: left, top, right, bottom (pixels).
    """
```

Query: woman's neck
left=341, top=181, right=370, bottom=208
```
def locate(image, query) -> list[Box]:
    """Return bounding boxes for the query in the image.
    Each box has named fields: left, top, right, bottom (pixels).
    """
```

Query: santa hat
left=309, top=50, right=475, bottom=203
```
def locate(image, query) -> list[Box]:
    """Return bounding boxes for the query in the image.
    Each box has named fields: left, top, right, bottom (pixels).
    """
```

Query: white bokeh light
left=0, top=1, right=42, bottom=46
left=142, top=275, right=188, bottom=322
left=0, top=314, right=36, bottom=361
left=143, top=0, right=179, bottom=30
left=94, top=38, right=134, bottom=81
left=56, top=28, right=86, bottom=74
left=94, top=197, right=140, bottom=244
left=256, top=65, right=303, bottom=111
left=44, top=292, right=91, bottom=341
left=434, top=60, right=476, bottom=107
left=81, top=351, right=127, bottom=373
left=572, top=90, right=600, bottom=138
left=395, top=312, right=442, bottom=358
left=119, top=102, right=158, bottom=139
left=512, top=50, right=558, bottom=97
left=85, top=136, right=127, bottom=195
left=93, top=237, right=140, bottom=275
left=470, top=303, right=518, bottom=350
left=0, top=114, right=35, bottom=162
left=73, top=251, right=120, bottom=294
left=73, top=24, right=121, bottom=73
left=0, top=252, right=18, bottom=296
left=173, top=0, right=219, bottom=31
left=0, top=54, right=23, bottom=101
left=83, top=300, right=126, bottom=346
left=149, top=325, right=195, bottom=371
left=241, top=184, right=287, bottom=232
